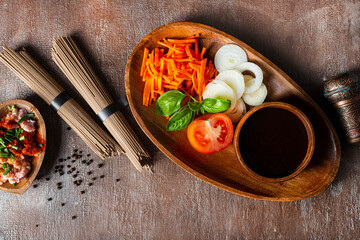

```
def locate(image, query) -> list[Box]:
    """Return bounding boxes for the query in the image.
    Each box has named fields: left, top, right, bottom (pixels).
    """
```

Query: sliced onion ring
left=203, top=80, right=237, bottom=113
left=242, top=83, right=267, bottom=106
left=236, top=62, right=263, bottom=93
left=226, top=98, right=247, bottom=122
left=215, top=70, right=245, bottom=99
left=214, top=44, right=247, bottom=72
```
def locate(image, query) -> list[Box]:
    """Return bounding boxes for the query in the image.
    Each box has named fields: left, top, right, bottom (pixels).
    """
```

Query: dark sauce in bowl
left=238, top=108, right=309, bottom=178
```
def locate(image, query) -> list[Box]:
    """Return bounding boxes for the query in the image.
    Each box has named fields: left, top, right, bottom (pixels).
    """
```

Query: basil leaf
left=188, top=101, right=202, bottom=112
left=156, top=90, right=186, bottom=116
left=166, top=106, right=194, bottom=131
left=201, top=98, right=231, bottom=113
left=200, top=106, right=205, bottom=115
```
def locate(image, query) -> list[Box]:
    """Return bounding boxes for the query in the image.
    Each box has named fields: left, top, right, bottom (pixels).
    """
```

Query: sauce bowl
left=234, top=102, right=315, bottom=183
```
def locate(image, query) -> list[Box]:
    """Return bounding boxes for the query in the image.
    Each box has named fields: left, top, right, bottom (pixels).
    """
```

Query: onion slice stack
left=202, top=44, right=268, bottom=122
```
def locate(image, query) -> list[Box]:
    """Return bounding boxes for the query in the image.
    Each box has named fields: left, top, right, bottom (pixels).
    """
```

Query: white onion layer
left=215, top=70, right=245, bottom=99
left=235, top=62, right=263, bottom=93
left=226, top=98, right=247, bottom=122
left=214, top=44, right=247, bottom=72
left=242, top=83, right=267, bottom=106
left=203, top=80, right=237, bottom=113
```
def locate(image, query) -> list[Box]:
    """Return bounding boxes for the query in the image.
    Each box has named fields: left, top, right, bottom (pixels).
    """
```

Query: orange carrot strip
left=194, top=39, right=199, bottom=59
left=142, top=78, right=151, bottom=106
left=158, top=58, right=164, bottom=91
left=192, top=71, right=198, bottom=93
left=200, top=47, right=206, bottom=59
left=146, top=62, right=156, bottom=78
left=149, top=63, right=159, bottom=77
left=189, top=62, right=201, bottom=71
left=159, top=49, right=164, bottom=58
left=149, top=50, right=154, bottom=64
left=175, top=79, right=185, bottom=88
left=185, top=45, right=194, bottom=61
left=171, top=53, right=188, bottom=58
left=150, top=76, right=155, bottom=100
left=140, top=48, right=149, bottom=77
left=155, top=48, right=160, bottom=66
left=157, top=41, right=183, bottom=53
left=174, top=69, right=193, bottom=78
left=166, top=61, right=173, bottom=76
left=167, top=39, right=196, bottom=44
left=162, top=75, right=171, bottom=83
left=169, top=59, right=177, bottom=72
left=198, top=58, right=207, bottom=94
left=173, top=58, right=191, bottom=62
left=142, top=68, right=148, bottom=82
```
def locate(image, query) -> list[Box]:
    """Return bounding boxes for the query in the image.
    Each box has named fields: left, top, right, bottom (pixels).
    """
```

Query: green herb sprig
left=17, top=113, right=34, bottom=124
left=156, top=90, right=231, bottom=131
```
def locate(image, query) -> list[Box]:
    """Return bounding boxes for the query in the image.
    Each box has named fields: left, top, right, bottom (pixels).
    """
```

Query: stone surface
left=0, top=0, right=359, bottom=239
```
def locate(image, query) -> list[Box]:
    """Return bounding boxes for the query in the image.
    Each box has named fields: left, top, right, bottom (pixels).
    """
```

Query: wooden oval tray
left=0, top=99, right=46, bottom=194
left=125, top=22, right=341, bottom=201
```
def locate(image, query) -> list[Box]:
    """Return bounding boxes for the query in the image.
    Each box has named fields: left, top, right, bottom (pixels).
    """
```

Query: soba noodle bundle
left=0, top=47, right=123, bottom=159
left=52, top=36, right=151, bottom=172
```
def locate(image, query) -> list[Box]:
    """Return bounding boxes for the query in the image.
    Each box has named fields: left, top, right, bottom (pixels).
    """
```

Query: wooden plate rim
left=124, top=22, right=341, bottom=201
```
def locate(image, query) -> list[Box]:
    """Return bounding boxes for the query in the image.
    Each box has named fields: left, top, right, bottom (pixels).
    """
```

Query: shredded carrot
left=140, top=48, right=149, bottom=77
left=141, top=34, right=217, bottom=106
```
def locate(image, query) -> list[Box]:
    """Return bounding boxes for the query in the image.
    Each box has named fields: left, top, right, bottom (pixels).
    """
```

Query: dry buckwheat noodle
left=52, top=36, right=151, bottom=172
left=0, top=47, right=123, bottom=159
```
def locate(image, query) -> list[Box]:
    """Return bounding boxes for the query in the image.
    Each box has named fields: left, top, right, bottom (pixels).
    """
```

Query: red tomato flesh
left=187, top=113, right=234, bottom=154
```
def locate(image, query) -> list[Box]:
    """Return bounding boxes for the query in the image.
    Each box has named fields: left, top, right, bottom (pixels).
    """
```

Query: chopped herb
left=15, top=129, right=22, bottom=138
left=3, top=167, right=10, bottom=175
left=1, top=163, right=9, bottom=169
left=3, top=148, right=8, bottom=153
left=12, top=145, right=18, bottom=150
left=19, top=136, right=25, bottom=141
left=6, top=130, right=14, bottom=136
left=0, top=139, right=5, bottom=147
left=4, top=136, right=13, bottom=142
left=12, top=183, right=16, bottom=186
left=37, top=144, right=43, bottom=147
left=0, top=153, right=9, bottom=157
left=0, top=145, right=4, bottom=150
left=10, top=153, right=14, bottom=159
left=17, top=113, right=34, bottom=124
left=9, top=105, right=16, bottom=110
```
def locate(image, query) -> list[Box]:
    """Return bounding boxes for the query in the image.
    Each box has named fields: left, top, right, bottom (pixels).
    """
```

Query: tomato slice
left=187, top=113, right=234, bottom=154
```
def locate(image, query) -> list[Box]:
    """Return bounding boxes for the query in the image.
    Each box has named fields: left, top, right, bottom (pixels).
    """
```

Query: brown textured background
left=0, top=0, right=359, bottom=239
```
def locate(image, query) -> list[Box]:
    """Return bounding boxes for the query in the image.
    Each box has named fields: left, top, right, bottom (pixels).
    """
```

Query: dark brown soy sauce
left=239, top=108, right=308, bottom=178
